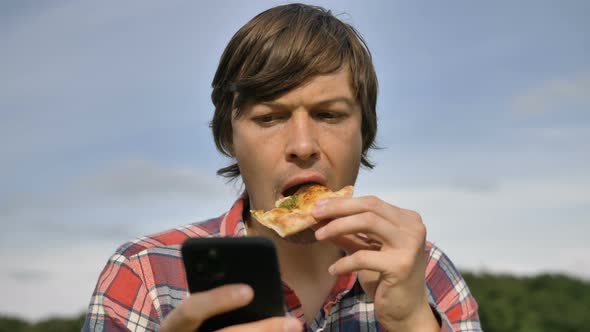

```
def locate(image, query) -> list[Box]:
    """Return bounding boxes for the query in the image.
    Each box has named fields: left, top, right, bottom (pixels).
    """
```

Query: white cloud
left=365, top=174, right=590, bottom=280
left=518, top=126, right=590, bottom=142
left=0, top=159, right=238, bottom=248
left=0, top=243, right=117, bottom=321
left=77, top=159, right=231, bottom=199
left=373, top=176, right=590, bottom=211
left=1, top=159, right=232, bottom=216
left=512, top=71, right=590, bottom=115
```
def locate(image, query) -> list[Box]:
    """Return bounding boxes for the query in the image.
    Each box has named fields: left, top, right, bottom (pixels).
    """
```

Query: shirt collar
left=221, top=196, right=248, bottom=237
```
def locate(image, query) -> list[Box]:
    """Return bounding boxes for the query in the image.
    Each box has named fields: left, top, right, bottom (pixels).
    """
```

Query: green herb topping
left=278, top=195, right=299, bottom=210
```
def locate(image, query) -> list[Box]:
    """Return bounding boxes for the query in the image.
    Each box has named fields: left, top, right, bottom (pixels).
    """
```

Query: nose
left=285, top=111, right=319, bottom=162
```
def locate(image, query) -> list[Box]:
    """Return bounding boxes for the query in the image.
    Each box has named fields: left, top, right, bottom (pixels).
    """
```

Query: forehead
left=270, top=67, right=355, bottom=108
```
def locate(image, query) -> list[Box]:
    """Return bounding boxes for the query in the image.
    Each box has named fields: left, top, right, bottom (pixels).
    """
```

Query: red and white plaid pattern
left=83, top=198, right=481, bottom=331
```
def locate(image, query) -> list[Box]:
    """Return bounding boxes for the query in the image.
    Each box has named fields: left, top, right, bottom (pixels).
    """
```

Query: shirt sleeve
left=82, top=251, right=161, bottom=332
left=425, top=243, right=482, bottom=332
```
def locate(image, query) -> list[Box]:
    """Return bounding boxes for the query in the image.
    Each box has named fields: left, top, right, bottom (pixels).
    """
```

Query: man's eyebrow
left=260, top=97, right=356, bottom=109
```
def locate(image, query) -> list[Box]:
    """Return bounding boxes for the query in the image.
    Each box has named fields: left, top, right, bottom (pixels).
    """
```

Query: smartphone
left=181, top=237, right=286, bottom=331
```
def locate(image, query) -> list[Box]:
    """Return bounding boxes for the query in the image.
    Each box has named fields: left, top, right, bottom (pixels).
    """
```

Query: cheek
left=337, top=133, right=361, bottom=161
left=346, top=131, right=363, bottom=169
left=232, top=128, right=277, bottom=186
left=233, top=133, right=257, bottom=175
left=323, top=123, right=363, bottom=177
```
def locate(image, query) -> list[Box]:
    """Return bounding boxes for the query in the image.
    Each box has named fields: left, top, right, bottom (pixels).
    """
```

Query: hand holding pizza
left=312, top=196, right=440, bottom=331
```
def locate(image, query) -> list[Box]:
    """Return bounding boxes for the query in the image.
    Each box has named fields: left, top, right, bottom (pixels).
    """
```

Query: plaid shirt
left=83, top=198, right=481, bottom=331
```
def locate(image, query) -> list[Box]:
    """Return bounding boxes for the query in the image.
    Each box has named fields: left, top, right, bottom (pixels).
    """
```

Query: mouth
left=281, top=182, right=319, bottom=197
left=280, top=174, right=327, bottom=198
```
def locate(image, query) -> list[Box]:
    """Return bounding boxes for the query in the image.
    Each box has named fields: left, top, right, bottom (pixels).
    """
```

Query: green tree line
left=2, top=272, right=589, bottom=332
left=463, top=272, right=590, bottom=332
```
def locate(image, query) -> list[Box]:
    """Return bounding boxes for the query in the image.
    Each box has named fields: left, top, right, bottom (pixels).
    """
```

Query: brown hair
left=210, top=3, right=378, bottom=179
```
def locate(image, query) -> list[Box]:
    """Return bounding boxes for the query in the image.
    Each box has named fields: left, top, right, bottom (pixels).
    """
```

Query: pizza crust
left=251, top=184, right=354, bottom=237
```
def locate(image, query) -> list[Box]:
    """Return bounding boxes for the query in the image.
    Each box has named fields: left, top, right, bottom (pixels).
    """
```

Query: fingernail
left=314, top=227, right=325, bottom=239
left=328, top=264, right=335, bottom=275
left=284, top=318, right=302, bottom=332
left=313, top=204, right=325, bottom=215
left=235, top=285, right=252, bottom=300
left=315, top=199, right=328, bottom=206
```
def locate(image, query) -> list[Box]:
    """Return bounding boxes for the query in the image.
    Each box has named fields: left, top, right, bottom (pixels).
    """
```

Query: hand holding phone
left=167, top=237, right=296, bottom=332
left=160, top=283, right=302, bottom=332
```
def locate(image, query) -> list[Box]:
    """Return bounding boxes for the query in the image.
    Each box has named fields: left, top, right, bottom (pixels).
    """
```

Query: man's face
left=232, top=66, right=363, bottom=218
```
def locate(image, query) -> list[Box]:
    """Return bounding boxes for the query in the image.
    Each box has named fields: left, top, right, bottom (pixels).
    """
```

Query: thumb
left=161, top=284, right=253, bottom=332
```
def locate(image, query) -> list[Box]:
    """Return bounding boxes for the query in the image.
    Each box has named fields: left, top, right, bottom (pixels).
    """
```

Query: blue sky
left=1, top=0, right=589, bottom=320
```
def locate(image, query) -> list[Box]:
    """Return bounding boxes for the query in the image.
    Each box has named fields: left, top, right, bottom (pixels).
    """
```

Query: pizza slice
left=251, top=184, right=354, bottom=237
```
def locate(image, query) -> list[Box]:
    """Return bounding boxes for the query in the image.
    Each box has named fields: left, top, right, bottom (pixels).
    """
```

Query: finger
left=328, top=250, right=390, bottom=276
left=311, top=220, right=374, bottom=253
left=315, top=212, right=400, bottom=246
left=328, top=233, right=381, bottom=255
left=219, top=316, right=303, bottom=332
left=309, top=219, right=330, bottom=231
left=160, top=284, right=253, bottom=332
left=313, top=196, right=406, bottom=227
left=354, top=232, right=383, bottom=249
left=399, top=208, right=428, bottom=234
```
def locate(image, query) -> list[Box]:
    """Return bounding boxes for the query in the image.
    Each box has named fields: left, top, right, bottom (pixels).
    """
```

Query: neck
left=245, top=217, right=342, bottom=285
left=245, top=212, right=344, bottom=324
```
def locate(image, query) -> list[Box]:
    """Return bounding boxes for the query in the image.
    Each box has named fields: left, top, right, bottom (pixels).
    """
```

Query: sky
left=1, top=0, right=589, bottom=321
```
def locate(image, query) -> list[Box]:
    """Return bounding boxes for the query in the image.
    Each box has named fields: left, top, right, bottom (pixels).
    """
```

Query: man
left=84, top=3, right=481, bottom=331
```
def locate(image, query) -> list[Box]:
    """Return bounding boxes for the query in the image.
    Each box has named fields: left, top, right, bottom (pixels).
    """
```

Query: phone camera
left=208, top=249, right=218, bottom=258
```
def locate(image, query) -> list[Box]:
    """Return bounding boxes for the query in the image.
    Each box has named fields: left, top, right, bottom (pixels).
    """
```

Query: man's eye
left=258, top=115, right=274, bottom=122
left=316, top=112, right=345, bottom=121
left=254, top=114, right=282, bottom=125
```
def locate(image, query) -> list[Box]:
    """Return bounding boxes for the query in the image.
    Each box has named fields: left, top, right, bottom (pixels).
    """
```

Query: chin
left=282, top=228, right=317, bottom=244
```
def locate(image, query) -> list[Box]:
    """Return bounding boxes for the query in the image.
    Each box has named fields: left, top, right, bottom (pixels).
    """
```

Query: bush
left=0, top=313, right=85, bottom=332
left=463, top=272, right=590, bottom=332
